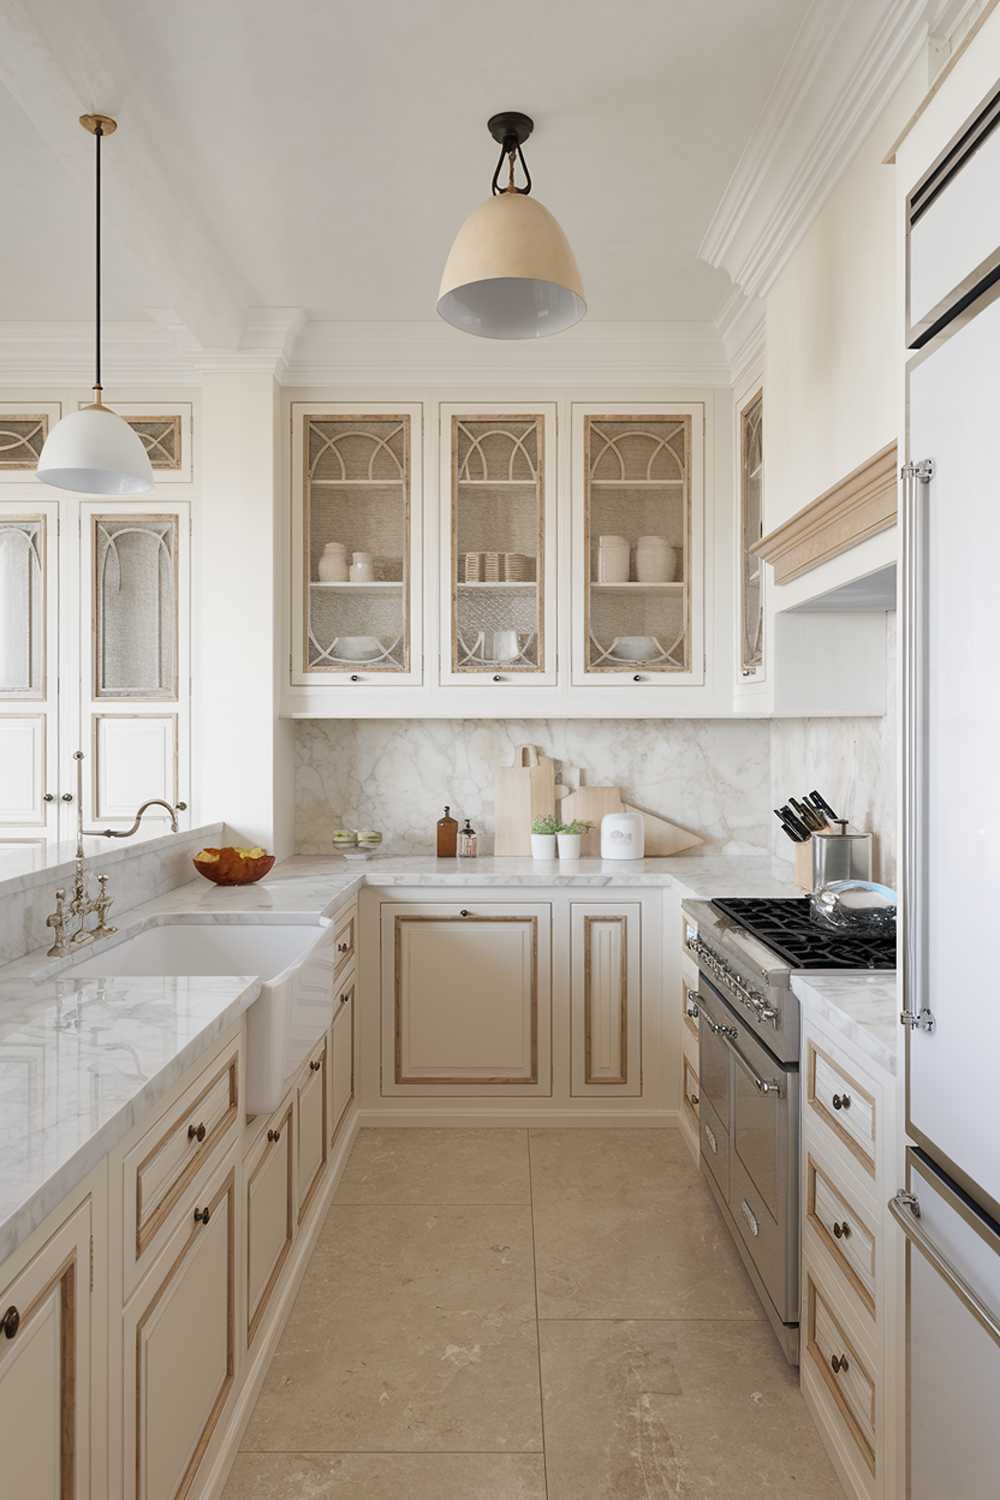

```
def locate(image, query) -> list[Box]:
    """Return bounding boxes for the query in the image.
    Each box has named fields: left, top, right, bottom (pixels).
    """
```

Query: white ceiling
left=0, top=0, right=813, bottom=335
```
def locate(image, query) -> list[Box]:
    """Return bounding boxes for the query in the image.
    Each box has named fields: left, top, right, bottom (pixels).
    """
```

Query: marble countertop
left=791, top=972, right=899, bottom=1076
left=0, top=973, right=260, bottom=1264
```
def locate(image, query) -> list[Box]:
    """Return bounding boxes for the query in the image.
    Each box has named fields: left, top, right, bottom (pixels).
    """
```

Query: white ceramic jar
left=350, top=551, right=375, bottom=583
left=317, top=541, right=348, bottom=582
left=600, top=809, right=645, bottom=860
left=635, top=535, right=679, bottom=583
left=597, top=535, right=630, bottom=583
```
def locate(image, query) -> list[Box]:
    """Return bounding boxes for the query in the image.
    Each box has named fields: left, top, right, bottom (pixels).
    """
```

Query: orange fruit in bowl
left=193, top=846, right=275, bottom=885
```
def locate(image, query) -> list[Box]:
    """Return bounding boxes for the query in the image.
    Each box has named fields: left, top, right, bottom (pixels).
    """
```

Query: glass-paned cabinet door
left=0, top=501, right=60, bottom=841
left=80, top=501, right=190, bottom=833
left=572, top=404, right=704, bottom=686
left=738, top=388, right=764, bottom=680
left=291, top=403, right=423, bottom=686
left=440, top=404, right=556, bottom=685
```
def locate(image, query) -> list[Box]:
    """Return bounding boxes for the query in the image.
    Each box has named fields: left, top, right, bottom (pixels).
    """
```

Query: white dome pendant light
left=438, top=112, right=585, bottom=340
left=37, top=115, right=153, bottom=495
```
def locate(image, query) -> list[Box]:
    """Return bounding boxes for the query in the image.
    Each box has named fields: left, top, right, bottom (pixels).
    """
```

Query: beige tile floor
left=227, top=1127, right=842, bottom=1499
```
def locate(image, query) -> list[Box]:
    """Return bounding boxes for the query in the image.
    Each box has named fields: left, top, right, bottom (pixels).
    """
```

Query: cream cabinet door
left=569, top=902, right=642, bottom=1096
left=381, top=902, right=552, bottom=1096
left=0, top=1198, right=92, bottom=1499
left=329, top=972, right=355, bottom=1143
left=296, top=1036, right=328, bottom=1222
left=245, top=1095, right=295, bottom=1349
left=123, top=1153, right=237, bottom=1500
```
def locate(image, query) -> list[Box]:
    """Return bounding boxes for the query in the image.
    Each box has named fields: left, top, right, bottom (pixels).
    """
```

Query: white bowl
left=333, top=636, right=383, bottom=662
left=609, top=636, right=658, bottom=662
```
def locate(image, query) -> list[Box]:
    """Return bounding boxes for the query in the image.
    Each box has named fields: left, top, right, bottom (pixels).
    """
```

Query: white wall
left=763, top=56, right=926, bottom=531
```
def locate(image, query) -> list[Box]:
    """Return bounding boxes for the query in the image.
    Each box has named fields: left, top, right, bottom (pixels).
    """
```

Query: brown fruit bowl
left=193, top=847, right=276, bottom=886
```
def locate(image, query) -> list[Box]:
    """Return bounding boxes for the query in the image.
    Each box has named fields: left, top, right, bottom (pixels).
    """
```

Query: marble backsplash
left=295, top=718, right=773, bottom=856
left=770, top=615, right=897, bottom=885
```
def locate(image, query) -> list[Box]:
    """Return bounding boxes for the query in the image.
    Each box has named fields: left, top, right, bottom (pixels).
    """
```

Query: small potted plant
left=557, top=818, right=590, bottom=861
left=530, top=815, right=559, bottom=860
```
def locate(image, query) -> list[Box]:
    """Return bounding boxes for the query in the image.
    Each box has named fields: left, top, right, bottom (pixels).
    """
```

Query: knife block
left=794, top=838, right=814, bottom=893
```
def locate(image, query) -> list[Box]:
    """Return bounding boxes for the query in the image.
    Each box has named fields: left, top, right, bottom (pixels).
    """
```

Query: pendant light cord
left=94, top=121, right=102, bottom=395
left=490, top=137, right=531, bottom=196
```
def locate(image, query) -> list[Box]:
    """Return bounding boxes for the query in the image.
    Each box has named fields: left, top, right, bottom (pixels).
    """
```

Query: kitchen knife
left=809, top=789, right=838, bottom=821
left=773, top=807, right=809, bottom=843
left=790, top=796, right=825, bottom=832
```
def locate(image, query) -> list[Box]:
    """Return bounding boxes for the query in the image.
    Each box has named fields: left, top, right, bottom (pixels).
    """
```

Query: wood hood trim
left=752, top=442, right=897, bottom=585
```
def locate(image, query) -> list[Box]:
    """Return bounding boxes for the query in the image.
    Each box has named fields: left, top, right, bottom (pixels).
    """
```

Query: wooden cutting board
left=558, top=787, right=624, bottom=856
left=494, top=745, right=556, bottom=855
left=624, top=802, right=704, bottom=857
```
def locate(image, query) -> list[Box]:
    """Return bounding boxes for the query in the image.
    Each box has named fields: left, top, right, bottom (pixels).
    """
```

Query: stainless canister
left=811, top=819, right=873, bottom=889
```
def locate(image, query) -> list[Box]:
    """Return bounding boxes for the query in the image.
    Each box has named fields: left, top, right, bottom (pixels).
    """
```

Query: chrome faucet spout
left=98, top=798, right=187, bottom=839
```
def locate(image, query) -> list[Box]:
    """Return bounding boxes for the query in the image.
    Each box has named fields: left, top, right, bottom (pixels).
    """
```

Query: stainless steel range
left=681, top=896, right=896, bottom=1365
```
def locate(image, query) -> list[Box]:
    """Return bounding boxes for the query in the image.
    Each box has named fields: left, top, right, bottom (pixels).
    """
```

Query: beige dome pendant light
left=37, top=115, right=153, bottom=495
left=437, top=112, right=585, bottom=339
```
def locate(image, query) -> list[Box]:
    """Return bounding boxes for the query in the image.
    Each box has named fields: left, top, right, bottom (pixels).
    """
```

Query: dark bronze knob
left=337, top=941, right=349, bottom=954
left=43, top=792, right=55, bottom=803
left=832, top=1093, right=851, bottom=1111
left=1, top=1305, right=20, bottom=1339
left=350, top=673, right=360, bottom=682
left=194, top=1206, right=211, bottom=1225
left=176, top=801, right=188, bottom=812
left=340, top=992, right=350, bottom=1004
left=493, top=674, right=503, bottom=682
left=310, top=1058, right=322, bottom=1072
left=61, top=792, right=73, bottom=803
left=633, top=674, right=643, bottom=682
left=188, top=1121, right=206, bottom=1143
left=690, top=1092, right=699, bottom=1106
left=831, top=1353, right=849, bottom=1375
left=267, top=1128, right=281, bottom=1144
left=833, top=1220, right=851, bottom=1240
left=460, top=909, right=472, bottom=917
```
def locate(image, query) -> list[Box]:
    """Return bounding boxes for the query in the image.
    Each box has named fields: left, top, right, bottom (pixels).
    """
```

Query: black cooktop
left=711, top=897, right=896, bottom=971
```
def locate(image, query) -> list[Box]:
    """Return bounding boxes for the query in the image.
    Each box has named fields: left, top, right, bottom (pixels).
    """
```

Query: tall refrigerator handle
left=899, top=458, right=937, bottom=1036
left=890, top=1190, right=1000, bottom=1349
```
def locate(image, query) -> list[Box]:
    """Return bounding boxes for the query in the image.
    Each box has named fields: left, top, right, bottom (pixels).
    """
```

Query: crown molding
left=714, top=291, right=765, bottom=388
left=699, top=0, right=932, bottom=300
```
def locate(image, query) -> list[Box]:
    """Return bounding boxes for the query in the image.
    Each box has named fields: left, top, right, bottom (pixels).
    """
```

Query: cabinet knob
left=337, top=942, right=349, bottom=954
left=459, top=909, right=472, bottom=917
left=632, top=674, right=644, bottom=683
left=832, top=1220, right=851, bottom=1240
left=176, top=801, right=188, bottom=812
left=340, top=992, right=350, bottom=1005
left=267, top=1128, right=281, bottom=1144
left=310, top=1058, right=322, bottom=1072
left=492, top=674, right=504, bottom=682
left=187, top=1121, right=207, bottom=1143
left=689, top=1091, right=699, bottom=1105
left=43, top=792, right=55, bottom=803
left=830, top=1353, right=849, bottom=1375
left=831, top=1093, right=851, bottom=1111
left=61, top=792, right=74, bottom=803
left=1, top=1305, right=20, bottom=1340
left=194, top=1205, right=211, bottom=1226
left=350, top=673, right=361, bottom=682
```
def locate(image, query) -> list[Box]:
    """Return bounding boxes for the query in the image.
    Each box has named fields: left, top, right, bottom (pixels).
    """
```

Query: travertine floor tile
left=335, top=1127, right=530, bottom=1204
left=310, top=1204, right=537, bottom=1319
left=540, top=1319, right=842, bottom=1499
left=533, top=1187, right=762, bottom=1320
left=223, top=1452, right=547, bottom=1499
left=529, top=1127, right=694, bottom=1202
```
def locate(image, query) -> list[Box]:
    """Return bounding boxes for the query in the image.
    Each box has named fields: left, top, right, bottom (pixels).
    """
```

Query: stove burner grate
left=710, top=897, right=896, bottom=971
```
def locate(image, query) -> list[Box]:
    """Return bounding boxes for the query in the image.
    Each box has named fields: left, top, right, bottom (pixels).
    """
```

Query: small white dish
left=341, top=848, right=375, bottom=862
left=333, top=635, right=382, bottom=662
left=609, top=635, right=658, bottom=662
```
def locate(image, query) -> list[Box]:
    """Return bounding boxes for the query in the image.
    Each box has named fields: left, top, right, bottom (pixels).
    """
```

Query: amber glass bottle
left=436, top=806, right=458, bottom=857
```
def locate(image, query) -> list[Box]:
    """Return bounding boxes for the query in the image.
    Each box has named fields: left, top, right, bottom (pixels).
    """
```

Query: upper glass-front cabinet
left=291, top=402, right=423, bottom=686
left=572, top=404, right=704, bottom=686
left=738, top=389, right=764, bottom=680
left=439, top=404, right=556, bottom=685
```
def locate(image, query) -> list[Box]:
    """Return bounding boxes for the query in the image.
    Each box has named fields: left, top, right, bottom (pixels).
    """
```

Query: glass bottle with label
left=436, top=806, right=458, bottom=858
left=457, top=819, right=478, bottom=858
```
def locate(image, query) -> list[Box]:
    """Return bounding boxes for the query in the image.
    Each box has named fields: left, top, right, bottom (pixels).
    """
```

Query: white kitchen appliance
left=600, top=809, right=644, bottom=860
left=896, top=80, right=1000, bottom=1499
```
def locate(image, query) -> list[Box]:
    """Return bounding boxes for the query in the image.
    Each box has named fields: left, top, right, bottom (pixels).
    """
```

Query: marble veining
left=295, top=718, right=773, bottom=857
left=792, top=972, right=898, bottom=1075
left=0, top=973, right=260, bottom=1263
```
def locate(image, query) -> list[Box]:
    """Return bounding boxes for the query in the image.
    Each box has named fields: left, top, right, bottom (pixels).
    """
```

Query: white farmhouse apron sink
left=60, top=918, right=337, bottom=1114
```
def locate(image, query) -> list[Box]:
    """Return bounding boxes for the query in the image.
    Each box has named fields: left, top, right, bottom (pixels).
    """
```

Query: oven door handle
left=726, top=1036, right=783, bottom=1097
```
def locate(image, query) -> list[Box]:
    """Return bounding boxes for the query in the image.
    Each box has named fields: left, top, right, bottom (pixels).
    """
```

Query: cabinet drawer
left=333, top=904, right=357, bottom=980
left=806, top=1154, right=877, bottom=1317
left=330, top=970, right=355, bottom=1144
left=805, top=1271, right=877, bottom=1475
left=125, top=1039, right=240, bottom=1272
left=682, top=1055, right=699, bottom=1119
left=806, top=1041, right=876, bottom=1176
left=699, top=1091, right=730, bottom=1201
left=297, top=1033, right=328, bottom=1222
left=246, top=1093, right=295, bottom=1349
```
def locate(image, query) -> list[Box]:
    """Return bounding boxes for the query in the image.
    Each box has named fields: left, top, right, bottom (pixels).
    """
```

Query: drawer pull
left=702, top=1014, right=738, bottom=1040
left=1, top=1305, right=20, bottom=1340
left=460, top=908, right=473, bottom=917
left=193, top=1206, right=211, bottom=1226
left=832, top=1092, right=851, bottom=1111
left=740, top=1199, right=760, bottom=1238
left=187, top=1121, right=207, bottom=1143
left=309, top=1058, right=322, bottom=1072
left=340, top=991, right=350, bottom=1004
left=831, top=1353, right=850, bottom=1375
left=832, top=1220, right=852, bottom=1240
left=267, top=1128, right=281, bottom=1144
left=703, top=1122, right=718, bottom=1156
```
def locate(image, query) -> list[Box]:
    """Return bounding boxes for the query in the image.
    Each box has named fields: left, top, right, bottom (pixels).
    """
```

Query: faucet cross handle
left=46, top=890, right=69, bottom=958
left=92, top=873, right=117, bottom=941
